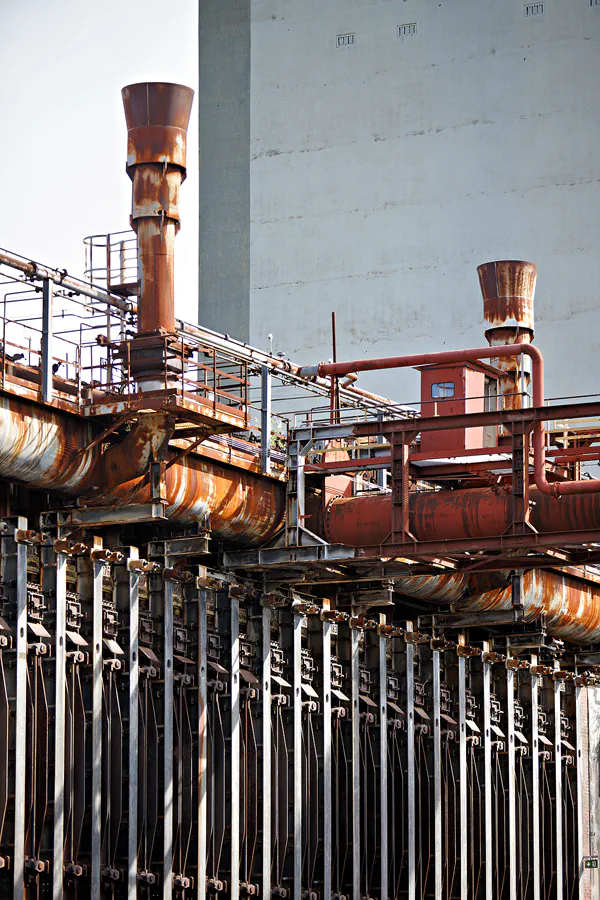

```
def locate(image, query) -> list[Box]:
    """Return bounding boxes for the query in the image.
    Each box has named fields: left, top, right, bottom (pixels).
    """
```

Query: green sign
left=584, top=858, right=598, bottom=869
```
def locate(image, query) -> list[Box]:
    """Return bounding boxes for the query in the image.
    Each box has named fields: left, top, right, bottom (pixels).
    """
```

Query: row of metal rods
left=0, top=522, right=596, bottom=899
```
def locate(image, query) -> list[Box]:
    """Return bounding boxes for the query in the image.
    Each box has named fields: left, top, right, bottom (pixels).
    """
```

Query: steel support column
left=53, top=547, right=67, bottom=900
left=127, top=549, right=140, bottom=900
left=90, top=541, right=104, bottom=900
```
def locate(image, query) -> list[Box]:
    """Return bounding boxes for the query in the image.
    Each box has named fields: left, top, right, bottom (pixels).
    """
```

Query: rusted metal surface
left=478, top=259, right=537, bottom=411
left=122, top=82, right=194, bottom=334
left=478, top=260, right=537, bottom=338
left=103, top=456, right=285, bottom=545
left=325, top=485, right=600, bottom=547
left=460, top=569, right=600, bottom=643
left=0, top=396, right=97, bottom=490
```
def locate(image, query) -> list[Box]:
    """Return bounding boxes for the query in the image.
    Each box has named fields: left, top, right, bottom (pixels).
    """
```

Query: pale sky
left=0, top=0, right=200, bottom=324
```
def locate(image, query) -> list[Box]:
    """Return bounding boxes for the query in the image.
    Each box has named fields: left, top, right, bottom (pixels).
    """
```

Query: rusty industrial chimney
left=122, top=82, right=194, bottom=334
left=478, top=259, right=538, bottom=409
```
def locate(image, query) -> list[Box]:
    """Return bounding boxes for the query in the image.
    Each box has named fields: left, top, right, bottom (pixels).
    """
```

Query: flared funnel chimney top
left=122, top=82, right=194, bottom=334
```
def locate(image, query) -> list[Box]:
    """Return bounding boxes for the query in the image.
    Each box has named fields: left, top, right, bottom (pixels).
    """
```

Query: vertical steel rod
left=379, top=633, right=388, bottom=900
left=433, top=648, right=443, bottom=900
left=482, top=644, right=493, bottom=900
left=261, top=605, right=272, bottom=900
left=506, top=664, right=517, bottom=900
left=322, top=614, right=332, bottom=900
left=41, top=278, right=54, bottom=403
left=406, top=627, right=416, bottom=900
left=555, top=667, right=563, bottom=900
left=293, top=611, right=303, bottom=900
left=351, top=623, right=361, bottom=900
left=197, top=590, right=208, bottom=900
left=128, top=550, right=140, bottom=900
left=91, top=547, right=104, bottom=900
left=230, top=595, right=241, bottom=900
left=53, top=549, right=67, bottom=900
left=261, top=366, right=272, bottom=476
left=531, top=657, right=541, bottom=900
left=458, top=649, right=468, bottom=900
left=163, top=573, right=175, bottom=900
left=12, top=523, right=28, bottom=900
left=575, top=683, right=585, bottom=900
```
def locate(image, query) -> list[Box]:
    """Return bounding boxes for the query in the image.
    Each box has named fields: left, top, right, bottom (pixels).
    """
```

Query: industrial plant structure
left=0, top=81, right=599, bottom=900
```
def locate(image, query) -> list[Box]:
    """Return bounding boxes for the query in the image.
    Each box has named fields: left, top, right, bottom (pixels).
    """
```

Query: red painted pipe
left=302, top=343, right=600, bottom=499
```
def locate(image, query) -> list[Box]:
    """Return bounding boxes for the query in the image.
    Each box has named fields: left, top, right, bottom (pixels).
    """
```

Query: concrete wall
left=199, top=0, right=251, bottom=337
left=247, top=0, right=600, bottom=403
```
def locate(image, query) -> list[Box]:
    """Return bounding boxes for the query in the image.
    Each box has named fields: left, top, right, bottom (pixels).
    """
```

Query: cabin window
left=431, top=382, right=455, bottom=399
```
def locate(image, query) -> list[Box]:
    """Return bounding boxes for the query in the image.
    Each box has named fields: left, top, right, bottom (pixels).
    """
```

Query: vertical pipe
left=128, top=550, right=140, bottom=900
left=555, top=668, right=563, bottom=900
left=458, top=648, right=468, bottom=900
left=531, top=658, right=541, bottom=900
left=261, top=366, right=272, bottom=476
left=230, top=595, right=240, bottom=900
left=90, top=545, right=104, bottom=900
left=261, top=605, right=272, bottom=900
left=53, top=549, right=67, bottom=900
left=406, top=627, right=416, bottom=900
left=379, top=632, right=388, bottom=900
left=12, top=523, right=28, bottom=900
left=433, top=648, right=443, bottom=900
left=506, top=664, right=517, bottom=900
left=293, top=611, right=303, bottom=900
left=322, top=613, right=332, bottom=900
left=41, top=278, right=54, bottom=403
left=482, top=644, right=493, bottom=900
left=197, top=590, right=208, bottom=900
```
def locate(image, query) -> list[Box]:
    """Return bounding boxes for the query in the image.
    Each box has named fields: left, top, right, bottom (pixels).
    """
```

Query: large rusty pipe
left=122, top=82, right=194, bottom=333
left=324, top=486, right=600, bottom=546
left=0, top=397, right=283, bottom=545
left=302, top=343, right=599, bottom=499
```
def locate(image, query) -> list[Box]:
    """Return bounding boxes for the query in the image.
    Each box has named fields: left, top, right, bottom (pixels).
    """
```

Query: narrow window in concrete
left=398, top=23, right=417, bottom=37
left=525, top=3, right=545, bottom=15
left=591, top=0, right=600, bottom=8
left=336, top=33, right=356, bottom=48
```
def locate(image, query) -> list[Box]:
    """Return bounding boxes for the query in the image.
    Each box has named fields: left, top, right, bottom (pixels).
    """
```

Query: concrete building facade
left=199, top=0, right=600, bottom=402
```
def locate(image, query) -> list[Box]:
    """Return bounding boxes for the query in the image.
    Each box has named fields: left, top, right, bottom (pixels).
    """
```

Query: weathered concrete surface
left=199, top=0, right=251, bottom=339
left=247, top=0, right=600, bottom=403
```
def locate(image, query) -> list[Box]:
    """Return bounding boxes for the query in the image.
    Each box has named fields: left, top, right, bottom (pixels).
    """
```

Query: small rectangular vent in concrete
left=398, top=23, right=417, bottom=37
left=336, top=33, right=356, bottom=48
left=525, top=3, right=545, bottom=15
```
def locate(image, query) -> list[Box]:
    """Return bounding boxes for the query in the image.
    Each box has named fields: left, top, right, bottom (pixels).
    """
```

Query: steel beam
left=163, top=571, right=175, bottom=900
left=531, top=657, right=541, bottom=900
left=458, top=646, right=468, bottom=900
left=406, top=627, right=416, bottom=900
left=293, top=610, right=303, bottom=900
left=379, top=631, right=388, bottom=900
left=127, top=549, right=140, bottom=900
left=321, top=609, right=332, bottom=900
left=230, top=594, right=241, bottom=900
left=482, top=644, right=493, bottom=900
left=91, top=543, right=104, bottom=900
left=12, top=521, right=28, bottom=900
left=506, top=663, right=517, bottom=900
left=197, top=589, right=208, bottom=900
left=554, top=665, right=563, bottom=900
left=53, top=548, right=67, bottom=900
left=432, top=648, right=443, bottom=900
left=261, top=604, right=272, bottom=900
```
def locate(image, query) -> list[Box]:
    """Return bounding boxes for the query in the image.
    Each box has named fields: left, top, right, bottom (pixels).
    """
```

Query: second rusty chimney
left=122, top=82, right=194, bottom=334
left=478, top=260, right=538, bottom=410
